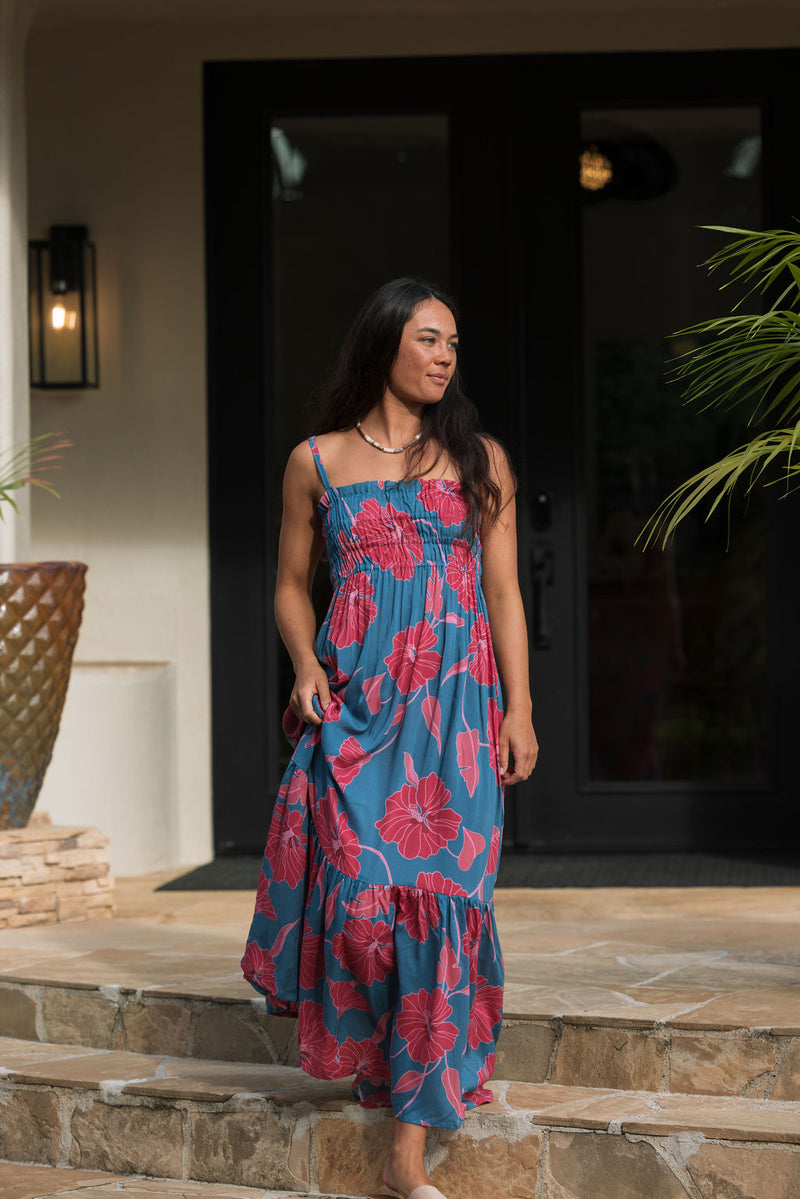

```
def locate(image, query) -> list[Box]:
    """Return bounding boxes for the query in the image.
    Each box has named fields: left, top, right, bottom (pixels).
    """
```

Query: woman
left=242, top=278, right=538, bottom=1199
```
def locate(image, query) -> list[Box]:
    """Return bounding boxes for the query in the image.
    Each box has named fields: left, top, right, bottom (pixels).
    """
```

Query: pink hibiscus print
left=377, top=773, right=461, bottom=860
left=265, top=803, right=307, bottom=889
left=345, top=887, right=392, bottom=920
left=284, top=764, right=312, bottom=808
left=486, top=825, right=501, bottom=876
left=281, top=705, right=304, bottom=748
left=441, top=1066, right=467, bottom=1120
left=363, top=673, right=384, bottom=714
left=476, top=1052, right=497, bottom=1088
left=331, top=736, right=369, bottom=788
left=436, top=939, right=463, bottom=990
left=241, top=940, right=276, bottom=993
left=487, top=697, right=503, bottom=775
left=462, top=906, right=484, bottom=982
left=329, top=979, right=370, bottom=1018
left=313, top=788, right=362, bottom=878
left=299, top=924, right=324, bottom=990
left=456, top=728, right=480, bottom=797
left=425, top=569, right=443, bottom=619
left=395, top=884, right=440, bottom=943
left=327, top=570, right=377, bottom=648
left=445, top=539, right=477, bottom=611
left=331, top=917, right=395, bottom=985
left=337, top=1035, right=389, bottom=1080
left=324, top=879, right=341, bottom=927
left=419, top=479, right=468, bottom=526
left=254, top=870, right=277, bottom=920
left=298, top=1001, right=339, bottom=1075
left=468, top=975, right=504, bottom=1049
left=464, top=1081, right=494, bottom=1107
left=396, top=988, right=459, bottom=1064
left=467, top=614, right=498, bottom=685
left=458, top=826, right=486, bottom=871
left=384, top=619, right=442, bottom=694
left=415, top=870, right=467, bottom=897
left=350, top=498, right=424, bottom=580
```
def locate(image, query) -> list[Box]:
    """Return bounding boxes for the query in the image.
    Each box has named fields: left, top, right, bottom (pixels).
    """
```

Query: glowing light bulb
left=580, top=144, right=613, bottom=192
left=50, top=303, right=78, bottom=331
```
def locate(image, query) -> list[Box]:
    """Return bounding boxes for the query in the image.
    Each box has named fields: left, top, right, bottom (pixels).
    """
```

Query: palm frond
left=646, top=225, right=800, bottom=543
left=0, top=433, right=72, bottom=521
left=639, top=427, right=800, bottom=549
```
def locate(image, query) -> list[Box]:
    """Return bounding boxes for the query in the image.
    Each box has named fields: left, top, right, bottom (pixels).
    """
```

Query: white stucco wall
left=0, top=0, right=37, bottom=563
left=23, top=5, right=800, bottom=871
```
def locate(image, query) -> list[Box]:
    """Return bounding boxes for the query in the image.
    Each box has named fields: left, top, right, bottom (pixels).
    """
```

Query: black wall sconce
left=29, top=225, right=99, bottom=389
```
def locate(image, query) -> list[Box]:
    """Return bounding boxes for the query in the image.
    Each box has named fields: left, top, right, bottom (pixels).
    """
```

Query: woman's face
left=387, top=298, right=458, bottom=406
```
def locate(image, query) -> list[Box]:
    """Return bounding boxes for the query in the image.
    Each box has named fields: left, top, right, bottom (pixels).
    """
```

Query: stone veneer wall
left=0, top=819, right=114, bottom=927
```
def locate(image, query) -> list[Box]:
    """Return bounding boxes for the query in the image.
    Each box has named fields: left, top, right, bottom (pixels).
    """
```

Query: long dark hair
left=311, top=277, right=514, bottom=533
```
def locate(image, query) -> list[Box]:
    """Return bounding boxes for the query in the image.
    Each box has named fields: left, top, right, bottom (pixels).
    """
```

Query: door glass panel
left=581, top=107, right=768, bottom=784
left=271, top=114, right=450, bottom=783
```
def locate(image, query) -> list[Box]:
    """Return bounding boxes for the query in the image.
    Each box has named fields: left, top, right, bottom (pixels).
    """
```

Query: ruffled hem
left=242, top=827, right=504, bottom=1129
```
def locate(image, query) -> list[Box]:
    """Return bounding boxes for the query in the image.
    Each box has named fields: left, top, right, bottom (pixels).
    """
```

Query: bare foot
left=382, top=1143, right=431, bottom=1197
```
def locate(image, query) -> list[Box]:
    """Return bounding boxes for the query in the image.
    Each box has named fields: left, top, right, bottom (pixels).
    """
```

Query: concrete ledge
left=0, top=824, right=114, bottom=928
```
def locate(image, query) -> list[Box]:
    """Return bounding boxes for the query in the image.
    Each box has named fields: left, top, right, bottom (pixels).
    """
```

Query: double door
left=205, top=49, right=800, bottom=852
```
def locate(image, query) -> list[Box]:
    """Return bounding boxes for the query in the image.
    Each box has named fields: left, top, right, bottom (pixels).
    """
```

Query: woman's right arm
left=275, top=442, right=331, bottom=726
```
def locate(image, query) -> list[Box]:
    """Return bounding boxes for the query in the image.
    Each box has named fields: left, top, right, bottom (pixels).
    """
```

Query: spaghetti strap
left=308, top=435, right=332, bottom=492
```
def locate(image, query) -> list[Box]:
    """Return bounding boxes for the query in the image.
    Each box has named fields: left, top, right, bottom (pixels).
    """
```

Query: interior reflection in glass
left=271, top=115, right=450, bottom=784
left=581, top=108, right=768, bottom=784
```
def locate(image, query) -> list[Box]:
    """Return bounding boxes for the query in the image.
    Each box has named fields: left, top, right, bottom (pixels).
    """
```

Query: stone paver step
left=2, top=970, right=799, bottom=1101
left=3, top=1037, right=800, bottom=1197
left=0, top=1161, right=349, bottom=1198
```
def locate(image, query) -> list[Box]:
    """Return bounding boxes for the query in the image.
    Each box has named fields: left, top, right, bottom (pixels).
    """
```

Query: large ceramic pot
left=0, top=561, right=87, bottom=829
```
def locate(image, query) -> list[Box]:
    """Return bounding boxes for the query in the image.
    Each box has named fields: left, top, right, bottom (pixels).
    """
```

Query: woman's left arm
left=480, top=441, right=539, bottom=784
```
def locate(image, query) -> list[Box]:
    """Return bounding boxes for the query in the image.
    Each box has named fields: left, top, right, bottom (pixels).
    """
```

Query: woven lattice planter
left=0, top=562, right=87, bottom=829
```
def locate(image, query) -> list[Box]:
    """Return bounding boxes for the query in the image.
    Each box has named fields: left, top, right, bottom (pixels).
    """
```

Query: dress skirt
left=242, top=437, right=505, bottom=1129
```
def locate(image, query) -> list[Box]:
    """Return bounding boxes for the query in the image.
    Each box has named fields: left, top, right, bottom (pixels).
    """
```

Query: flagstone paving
left=3, top=1035, right=800, bottom=1196
left=0, top=1161, right=350, bottom=1198
left=1, top=874, right=800, bottom=1028
left=3, top=873, right=800, bottom=1196
left=3, top=874, right=800, bottom=1103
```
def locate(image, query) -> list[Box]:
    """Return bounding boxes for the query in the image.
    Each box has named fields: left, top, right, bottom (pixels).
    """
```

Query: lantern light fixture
left=29, top=225, right=99, bottom=389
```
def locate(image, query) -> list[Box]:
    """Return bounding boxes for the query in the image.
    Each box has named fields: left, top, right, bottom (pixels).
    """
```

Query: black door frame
left=205, top=48, right=800, bottom=853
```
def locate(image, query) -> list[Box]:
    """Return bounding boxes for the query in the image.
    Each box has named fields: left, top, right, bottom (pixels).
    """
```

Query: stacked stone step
left=0, top=1162, right=347, bottom=1199
left=1, top=973, right=798, bottom=1103
left=0, top=824, right=114, bottom=927
left=1, top=1034, right=800, bottom=1197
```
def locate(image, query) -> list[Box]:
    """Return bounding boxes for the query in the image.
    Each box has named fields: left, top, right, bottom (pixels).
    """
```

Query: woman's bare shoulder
left=284, top=439, right=323, bottom=504
left=313, top=430, right=353, bottom=455
left=481, top=435, right=513, bottom=478
left=286, top=437, right=315, bottom=474
left=286, top=431, right=354, bottom=498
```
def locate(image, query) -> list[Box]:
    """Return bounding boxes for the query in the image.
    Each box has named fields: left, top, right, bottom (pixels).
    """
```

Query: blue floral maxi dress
left=241, top=436, right=505, bottom=1129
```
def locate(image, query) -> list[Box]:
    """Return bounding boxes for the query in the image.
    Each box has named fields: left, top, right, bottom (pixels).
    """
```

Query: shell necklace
left=356, top=421, right=422, bottom=454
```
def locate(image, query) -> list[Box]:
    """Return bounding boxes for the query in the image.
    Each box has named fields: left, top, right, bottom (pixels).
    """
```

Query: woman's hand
left=290, top=661, right=331, bottom=727
left=498, top=708, right=539, bottom=785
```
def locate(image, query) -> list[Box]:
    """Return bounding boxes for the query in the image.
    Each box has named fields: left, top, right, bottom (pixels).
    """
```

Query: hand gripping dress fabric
left=241, top=436, right=505, bottom=1129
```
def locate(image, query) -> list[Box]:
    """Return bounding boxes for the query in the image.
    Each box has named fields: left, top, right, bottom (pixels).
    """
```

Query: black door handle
left=532, top=544, right=554, bottom=651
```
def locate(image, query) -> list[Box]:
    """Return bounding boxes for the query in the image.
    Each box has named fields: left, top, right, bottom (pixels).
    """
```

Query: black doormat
left=157, top=851, right=800, bottom=891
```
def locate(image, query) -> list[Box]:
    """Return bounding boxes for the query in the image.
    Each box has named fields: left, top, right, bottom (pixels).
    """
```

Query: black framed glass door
left=205, top=49, right=800, bottom=854
left=270, top=113, right=451, bottom=784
